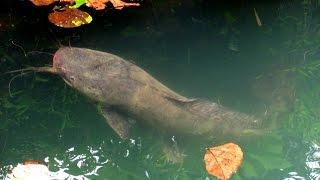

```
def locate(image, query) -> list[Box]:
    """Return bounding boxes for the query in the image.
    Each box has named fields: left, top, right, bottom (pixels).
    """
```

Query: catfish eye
left=70, top=76, right=76, bottom=81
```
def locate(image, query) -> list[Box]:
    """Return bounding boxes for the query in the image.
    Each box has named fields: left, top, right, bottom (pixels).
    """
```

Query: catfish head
left=53, top=47, right=125, bottom=103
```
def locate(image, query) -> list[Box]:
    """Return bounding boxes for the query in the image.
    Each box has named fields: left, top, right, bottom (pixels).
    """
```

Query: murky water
left=1, top=1, right=320, bottom=179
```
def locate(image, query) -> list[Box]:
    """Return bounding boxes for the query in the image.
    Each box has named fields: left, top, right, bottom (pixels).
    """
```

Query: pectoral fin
left=99, top=106, right=131, bottom=139
left=163, top=95, right=197, bottom=104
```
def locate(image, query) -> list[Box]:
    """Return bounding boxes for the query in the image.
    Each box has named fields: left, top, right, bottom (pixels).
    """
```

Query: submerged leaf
left=204, top=143, right=243, bottom=180
left=48, top=8, right=92, bottom=28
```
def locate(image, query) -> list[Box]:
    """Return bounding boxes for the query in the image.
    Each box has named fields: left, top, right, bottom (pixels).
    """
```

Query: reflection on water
left=1, top=138, right=151, bottom=179
left=306, top=143, right=320, bottom=179
left=282, top=142, right=320, bottom=180
left=3, top=141, right=320, bottom=179
left=44, top=145, right=106, bottom=179
left=284, top=172, right=306, bottom=180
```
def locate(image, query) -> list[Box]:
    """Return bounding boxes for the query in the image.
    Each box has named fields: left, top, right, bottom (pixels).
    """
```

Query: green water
left=1, top=1, right=320, bottom=179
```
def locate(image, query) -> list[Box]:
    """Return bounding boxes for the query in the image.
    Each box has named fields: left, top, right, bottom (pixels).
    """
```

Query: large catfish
left=22, top=47, right=263, bottom=139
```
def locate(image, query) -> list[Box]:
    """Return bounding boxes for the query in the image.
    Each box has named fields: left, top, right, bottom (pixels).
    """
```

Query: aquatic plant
left=237, top=135, right=292, bottom=179
left=273, top=1, right=320, bottom=144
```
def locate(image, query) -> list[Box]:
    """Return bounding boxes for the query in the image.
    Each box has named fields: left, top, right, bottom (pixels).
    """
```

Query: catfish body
left=53, top=47, right=261, bottom=138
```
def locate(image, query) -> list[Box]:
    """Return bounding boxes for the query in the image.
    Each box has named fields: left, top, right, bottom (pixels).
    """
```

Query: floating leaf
left=204, top=143, right=243, bottom=180
left=86, top=0, right=108, bottom=10
left=48, top=8, right=92, bottom=28
left=109, top=0, right=140, bottom=10
left=31, top=0, right=75, bottom=6
left=30, top=0, right=56, bottom=6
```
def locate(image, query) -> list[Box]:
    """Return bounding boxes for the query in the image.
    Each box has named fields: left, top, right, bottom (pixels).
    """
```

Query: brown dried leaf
left=48, top=8, right=92, bottom=28
left=204, top=143, right=243, bottom=180
left=110, top=0, right=140, bottom=10
left=30, top=0, right=76, bottom=6
left=86, top=0, right=108, bottom=10
left=30, top=0, right=56, bottom=6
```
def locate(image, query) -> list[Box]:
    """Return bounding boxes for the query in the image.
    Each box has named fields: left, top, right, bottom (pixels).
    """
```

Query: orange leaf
left=86, top=0, right=108, bottom=10
left=30, top=0, right=75, bottom=6
left=204, top=143, right=243, bottom=180
left=30, top=0, right=56, bottom=6
left=48, top=8, right=92, bottom=28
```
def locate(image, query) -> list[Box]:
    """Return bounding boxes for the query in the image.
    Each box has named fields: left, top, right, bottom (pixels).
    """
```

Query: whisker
left=4, top=66, right=57, bottom=76
left=8, top=71, right=32, bottom=97
left=26, top=51, right=54, bottom=56
left=4, top=67, right=35, bottom=75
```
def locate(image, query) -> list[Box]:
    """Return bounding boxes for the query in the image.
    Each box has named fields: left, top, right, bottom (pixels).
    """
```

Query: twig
left=253, top=8, right=262, bottom=27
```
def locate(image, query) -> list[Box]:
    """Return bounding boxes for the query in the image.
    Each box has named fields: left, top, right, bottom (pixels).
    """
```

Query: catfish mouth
left=52, top=49, right=77, bottom=86
left=52, top=49, right=61, bottom=70
left=52, top=48, right=71, bottom=76
left=52, top=49, right=63, bottom=73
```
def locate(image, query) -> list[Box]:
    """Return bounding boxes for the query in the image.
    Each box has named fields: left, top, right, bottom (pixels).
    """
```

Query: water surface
left=1, top=1, right=320, bottom=179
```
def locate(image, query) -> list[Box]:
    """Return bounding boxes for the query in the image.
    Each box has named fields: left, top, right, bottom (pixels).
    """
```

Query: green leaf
left=69, top=0, right=87, bottom=9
